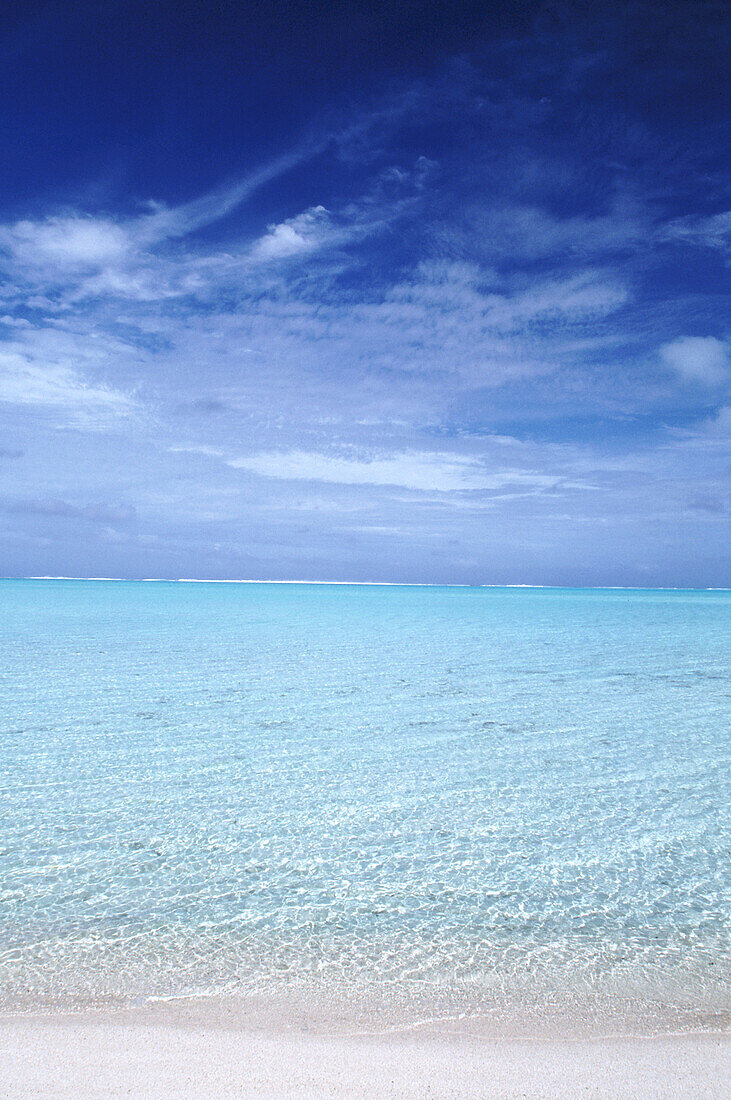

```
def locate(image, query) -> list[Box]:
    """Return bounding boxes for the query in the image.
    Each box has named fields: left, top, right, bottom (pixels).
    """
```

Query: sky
left=0, top=0, right=729, bottom=586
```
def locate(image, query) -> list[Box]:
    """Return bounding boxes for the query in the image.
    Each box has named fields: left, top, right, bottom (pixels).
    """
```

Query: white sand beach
left=0, top=1009, right=728, bottom=1099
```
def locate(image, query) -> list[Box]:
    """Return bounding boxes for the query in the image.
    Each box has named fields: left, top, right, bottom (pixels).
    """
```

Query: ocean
left=0, top=580, right=728, bottom=1033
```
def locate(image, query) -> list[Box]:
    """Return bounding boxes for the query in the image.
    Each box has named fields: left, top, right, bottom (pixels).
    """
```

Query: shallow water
left=0, top=580, right=729, bottom=1031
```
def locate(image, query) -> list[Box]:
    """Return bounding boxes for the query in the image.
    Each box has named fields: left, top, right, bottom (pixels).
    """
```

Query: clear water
left=0, top=580, right=729, bottom=1031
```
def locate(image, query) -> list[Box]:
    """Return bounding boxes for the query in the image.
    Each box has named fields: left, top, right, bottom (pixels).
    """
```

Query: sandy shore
left=0, top=1011, right=728, bottom=1098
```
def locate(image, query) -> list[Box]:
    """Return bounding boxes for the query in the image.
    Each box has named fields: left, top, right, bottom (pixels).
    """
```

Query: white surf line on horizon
left=11, top=576, right=731, bottom=591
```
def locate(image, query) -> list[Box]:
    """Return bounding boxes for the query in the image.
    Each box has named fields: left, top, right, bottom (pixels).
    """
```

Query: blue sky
left=0, top=0, right=729, bottom=585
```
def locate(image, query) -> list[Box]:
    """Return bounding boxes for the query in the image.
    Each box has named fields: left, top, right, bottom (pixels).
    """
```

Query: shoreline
left=0, top=1003, right=728, bottom=1098
left=1, top=989, right=728, bottom=1040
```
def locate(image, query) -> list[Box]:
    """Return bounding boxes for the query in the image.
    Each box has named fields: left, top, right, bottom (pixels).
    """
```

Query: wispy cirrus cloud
left=227, top=448, right=594, bottom=493
left=0, top=348, right=132, bottom=417
left=659, top=210, right=731, bottom=255
left=0, top=148, right=320, bottom=276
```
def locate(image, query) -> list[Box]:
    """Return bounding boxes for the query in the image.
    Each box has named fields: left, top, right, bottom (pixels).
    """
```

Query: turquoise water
left=0, top=580, right=729, bottom=1029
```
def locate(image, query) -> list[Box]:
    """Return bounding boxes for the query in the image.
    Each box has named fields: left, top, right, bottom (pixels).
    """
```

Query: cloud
left=660, top=210, right=731, bottom=254
left=660, top=336, right=729, bottom=386
left=0, top=349, right=132, bottom=414
left=228, top=448, right=585, bottom=493
left=0, top=147, right=327, bottom=307
left=0, top=216, right=132, bottom=271
left=0, top=497, right=135, bottom=523
left=0, top=313, right=138, bottom=421
left=0, top=153, right=429, bottom=313
left=0, top=148, right=321, bottom=280
left=249, top=159, right=433, bottom=264
left=384, top=263, right=627, bottom=329
left=133, top=149, right=320, bottom=245
left=689, top=404, right=731, bottom=442
left=463, top=201, right=644, bottom=263
left=494, top=272, right=628, bottom=327
left=251, top=206, right=332, bottom=260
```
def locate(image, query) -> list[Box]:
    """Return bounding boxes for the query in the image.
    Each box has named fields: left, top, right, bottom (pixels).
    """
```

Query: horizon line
left=4, top=576, right=730, bottom=592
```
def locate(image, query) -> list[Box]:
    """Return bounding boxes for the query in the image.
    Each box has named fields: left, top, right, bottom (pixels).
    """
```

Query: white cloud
left=384, top=264, right=627, bottom=333
left=660, top=210, right=731, bottom=254
left=660, top=336, right=729, bottom=386
left=0, top=216, right=131, bottom=271
left=228, top=449, right=578, bottom=493
left=0, top=349, right=132, bottom=413
left=133, top=149, right=319, bottom=245
left=506, top=272, right=628, bottom=323
left=0, top=148, right=327, bottom=306
left=470, top=200, right=643, bottom=261
left=251, top=206, right=331, bottom=260
left=0, top=319, right=137, bottom=422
